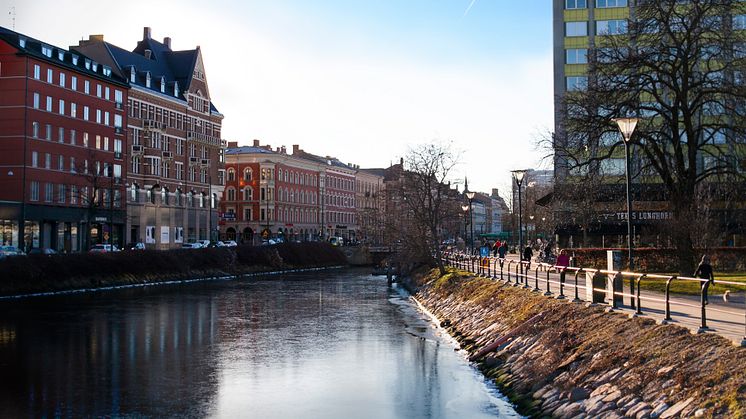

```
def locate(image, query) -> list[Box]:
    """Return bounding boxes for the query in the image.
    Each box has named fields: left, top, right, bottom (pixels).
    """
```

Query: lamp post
left=465, top=191, right=476, bottom=254
left=461, top=204, right=469, bottom=251
left=512, top=170, right=527, bottom=263
left=614, top=117, right=638, bottom=307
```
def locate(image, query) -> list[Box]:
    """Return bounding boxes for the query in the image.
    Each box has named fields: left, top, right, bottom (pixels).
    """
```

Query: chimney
left=143, top=27, right=151, bottom=40
left=400, top=157, right=404, bottom=165
left=90, top=34, right=104, bottom=42
left=281, top=146, right=286, bottom=154
left=144, top=49, right=152, bottom=59
left=292, top=144, right=300, bottom=154
left=164, top=37, right=171, bottom=49
left=253, top=139, right=260, bottom=147
left=227, top=141, right=238, bottom=148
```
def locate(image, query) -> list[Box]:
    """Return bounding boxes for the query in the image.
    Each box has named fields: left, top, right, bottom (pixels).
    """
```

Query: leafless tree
left=557, top=0, right=746, bottom=273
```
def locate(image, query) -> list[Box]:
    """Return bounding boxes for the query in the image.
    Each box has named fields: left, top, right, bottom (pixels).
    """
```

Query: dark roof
left=225, top=146, right=276, bottom=155
left=0, top=26, right=128, bottom=87
left=293, top=149, right=354, bottom=171
left=358, top=168, right=387, bottom=177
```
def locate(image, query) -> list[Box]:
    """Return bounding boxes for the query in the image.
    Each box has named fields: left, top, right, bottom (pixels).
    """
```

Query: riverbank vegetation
left=0, top=242, right=347, bottom=297
left=413, top=267, right=746, bottom=418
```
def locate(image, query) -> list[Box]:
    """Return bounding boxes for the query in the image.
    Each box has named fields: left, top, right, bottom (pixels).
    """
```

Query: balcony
left=187, top=131, right=222, bottom=147
left=143, top=119, right=167, bottom=131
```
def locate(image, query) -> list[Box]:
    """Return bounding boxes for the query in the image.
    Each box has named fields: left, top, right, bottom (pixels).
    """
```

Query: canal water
left=0, top=269, right=520, bottom=418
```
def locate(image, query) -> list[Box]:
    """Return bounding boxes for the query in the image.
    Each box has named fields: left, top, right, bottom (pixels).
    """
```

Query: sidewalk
left=450, top=254, right=746, bottom=345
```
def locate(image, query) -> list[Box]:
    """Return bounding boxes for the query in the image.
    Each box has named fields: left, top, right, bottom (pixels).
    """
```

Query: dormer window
left=71, top=54, right=78, bottom=65
left=18, top=37, right=26, bottom=48
left=174, top=81, right=179, bottom=98
left=57, top=51, right=65, bottom=61
left=91, top=62, right=98, bottom=72
left=145, top=72, right=151, bottom=88
left=41, top=45, right=52, bottom=57
left=160, top=76, right=165, bottom=93
left=129, top=66, right=136, bottom=83
left=84, top=59, right=91, bottom=70
left=103, top=66, right=111, bottom=77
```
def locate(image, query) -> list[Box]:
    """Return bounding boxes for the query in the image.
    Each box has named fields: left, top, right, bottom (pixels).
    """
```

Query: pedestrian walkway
left=443, top=252, right=746, bottom=346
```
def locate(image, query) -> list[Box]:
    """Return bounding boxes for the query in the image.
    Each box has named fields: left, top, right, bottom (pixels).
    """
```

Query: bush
left=0, top=242, right=347, bottom=296
left=564, top=247, right=746, bottom=273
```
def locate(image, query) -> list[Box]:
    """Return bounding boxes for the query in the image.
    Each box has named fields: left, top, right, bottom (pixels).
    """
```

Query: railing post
left=572, top=269, right=582, bottom=303
left=533, top=267, right=541, bottom=292
left=610, top=272, right=621, bottom=310
left=514, top=262, right=521, bottom=287
left=544, top=268, right=552, bottom=296
left=557, top=268, right=566, bottom=300
left=662, top=276, right=676, bottom=324
left=698, top=279, right=710, bottom=333
left=506, top=260, right=512, bottom=283
left=635, top=274, right=646, bottom=315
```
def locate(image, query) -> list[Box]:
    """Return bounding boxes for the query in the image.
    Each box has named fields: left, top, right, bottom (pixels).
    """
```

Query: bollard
left=557, top=269, right=566, bottom=300
left=572, top=269, right=582, bottom=302
left=514, top=263, right=521, bottom=287
left=662, top=276, right=676, bottom=324
left=635, top=274, right=646, bottom=315
left=533, top=267, right=541, bottom=292
left=506, top=260, right=513, bottom=283
left=544, top=269, right=552, bottom=296
left=698, top=279, right=711, bottom=333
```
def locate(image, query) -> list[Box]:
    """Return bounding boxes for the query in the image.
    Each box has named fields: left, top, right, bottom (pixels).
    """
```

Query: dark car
left=27, top=247, right=58, bottom=256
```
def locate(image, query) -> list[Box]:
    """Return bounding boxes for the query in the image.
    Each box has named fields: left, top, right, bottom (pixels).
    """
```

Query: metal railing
left=440, top=251, right=746, bottom=346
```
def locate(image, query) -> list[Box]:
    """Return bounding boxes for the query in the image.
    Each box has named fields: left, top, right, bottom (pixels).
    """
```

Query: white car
left=182, top=243, right=202, bottom=249
left=89, top=244, right=119, bottom=253
left=221, top=240, right=238, bottom=247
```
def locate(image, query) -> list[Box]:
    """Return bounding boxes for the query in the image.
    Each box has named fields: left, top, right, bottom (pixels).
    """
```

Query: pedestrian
left=497, top=241, right=508, bottom=268
left=556, top=249, right=570, bottom=284
left=523, top=245, right=533, bottom=271
left=492, top=240, right=501, bottom=257
left=694, top=254, right=714, bottom=305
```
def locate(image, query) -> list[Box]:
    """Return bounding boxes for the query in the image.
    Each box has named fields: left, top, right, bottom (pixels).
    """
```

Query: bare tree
left=558, top=0, right=746, bottom=273
left=390, top=142, right=461, bottom=276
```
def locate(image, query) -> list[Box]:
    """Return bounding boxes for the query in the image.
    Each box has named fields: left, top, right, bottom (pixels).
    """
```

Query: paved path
left=448, top=254, right=746, bottom=346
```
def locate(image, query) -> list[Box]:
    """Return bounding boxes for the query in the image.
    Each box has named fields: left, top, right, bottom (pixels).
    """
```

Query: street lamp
left=512, top=170, right=527, bottom=263
left=613, top=117, right=638, bottom=274
left=465, top=190, right=476, bottom=254
left=529, top=215, right=535, bottom=242
left=614, top=117, right=638, bottom=308
left=461, top=204, right=469, bottom=251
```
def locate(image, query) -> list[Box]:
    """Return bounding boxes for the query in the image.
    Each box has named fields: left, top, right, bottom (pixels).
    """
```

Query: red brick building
left=0, top=27, right=129, bottom=251
left=74, top=28, right=225, bottom=248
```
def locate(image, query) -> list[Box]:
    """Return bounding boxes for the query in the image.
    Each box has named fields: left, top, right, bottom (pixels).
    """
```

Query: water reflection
left=0, top=270, right=518, bottom=418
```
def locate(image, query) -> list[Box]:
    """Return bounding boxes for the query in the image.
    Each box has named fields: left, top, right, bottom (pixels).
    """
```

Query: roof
left=225, top=146, right=276, bottom=155
left=0, top=26, right=128, bottom=87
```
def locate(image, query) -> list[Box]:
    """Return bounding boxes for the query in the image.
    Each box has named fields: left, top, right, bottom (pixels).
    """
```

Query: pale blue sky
left=4, top=0, right=554, bottom=200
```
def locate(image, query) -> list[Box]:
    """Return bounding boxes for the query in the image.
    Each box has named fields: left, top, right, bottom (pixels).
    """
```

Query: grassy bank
left=637, top=273, right=746, bottom=295
left=413, top=267, right=746, bottom=418
left=0, top=242, right=347, bottom=297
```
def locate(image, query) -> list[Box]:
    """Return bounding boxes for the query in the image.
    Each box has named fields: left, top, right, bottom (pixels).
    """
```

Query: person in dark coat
left=497, top=241, right=508, bottom=268
left=694, top=254, right=714, bottom=304
left=522, top=245, right=534, bottom=271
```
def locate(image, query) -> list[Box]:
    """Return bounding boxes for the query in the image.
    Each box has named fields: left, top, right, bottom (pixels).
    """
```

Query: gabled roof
left=226, top=146, right=276, bottom=155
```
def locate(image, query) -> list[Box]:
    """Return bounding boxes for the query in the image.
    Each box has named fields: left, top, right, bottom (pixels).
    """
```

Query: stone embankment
left=411, top=268, right=745, bottom=418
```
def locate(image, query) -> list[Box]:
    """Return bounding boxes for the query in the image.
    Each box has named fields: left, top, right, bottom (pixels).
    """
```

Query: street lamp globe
left=465, top=191, right=476, bottom=200
left=461, top=204, right=469, bottom=213
left=613, top=117, right=638, bottom=143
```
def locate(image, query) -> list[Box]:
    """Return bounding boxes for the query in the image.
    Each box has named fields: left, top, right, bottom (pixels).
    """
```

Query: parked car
left=197, top=240, right=211, bottom=248
left=0, top=245, right=25, bottom=258
left=221, top=240, right=238, bottom=247
left=125, top=242, right=146, bottom=251
left=27, top=247, right=58, bottom=256
left=329, top=237, right=344, bottom=247
left=182, top=243, right=202, bottom=249
left=89, top=244, right=119, bottom=253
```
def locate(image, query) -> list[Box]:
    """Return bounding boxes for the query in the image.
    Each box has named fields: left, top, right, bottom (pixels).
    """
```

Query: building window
left=84, top=80, right=90, bottom=94
left=96, top=84, right=102, bottom=98
left=566, top=48, right=588, bottom=64
left=41, top=45, right=52, bottom=58
left=59, top=99, right=65, bottom=115
left=227, top=168, right=236, bottom=181
left=30, top=181, right=39, bottom=201
left=32, top=122, right=39, bottom=138
left=243, top=168, right=252, bottom=181
left=105, top=87, right=110, bottom=100
left=227, top=188, right=236, bottom=201
left=70, top=157, right=76, bottom=172
left=33, top=93, right=40, bottom=109
left=46, top=96, right=52, bottom=112
left=58, top=127, right=64, bottom=143
left=33, top=65, right=40, bottom=79
left=45, top=124, right=52, bottom=140
left=83, top=106, right=89, bottom=121
left=59, top=72, right=65, bottom=88
left=70, top=185, right=77, bottom=204
left=146, top=72, right=151, bottom=88
left=565, top=0, right=586, bottom=8
left=565, top=21, right=588, bottom=37
left=71, top=76, right=77, bottom=91
left=596, top=20, right=628, bottom=36
left=96, top=109, right=102, bottom=124
left=115, top=89, right=123, bottom=105
left=44, top=183, right=53, bottom=202
left=566, top=76, right=588, bottom=91
left=595, top=0, right=627, bottom=7
left=58, top=184, right=65, bottom=203
left=104, top=111, right=110, bottom=126
left=47, top=68, right=53, bottom=83
left=31, top=151, right=38, bottom=167
left=71, top=103, right=77, bottom=118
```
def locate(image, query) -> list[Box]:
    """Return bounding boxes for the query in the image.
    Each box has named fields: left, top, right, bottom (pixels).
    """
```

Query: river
left=0, top=269, right=520, bottom=418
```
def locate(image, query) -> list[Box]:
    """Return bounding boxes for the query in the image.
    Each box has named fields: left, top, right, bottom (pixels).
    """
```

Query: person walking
left=492, top=240, right=501, bottom=257
left=522, top=245, right=534, bottom=271
left=497, top=241, right=508, bottom=268
left=694, top=254, right=714, bottom=305
left=556, top=249, right=570, bottom=284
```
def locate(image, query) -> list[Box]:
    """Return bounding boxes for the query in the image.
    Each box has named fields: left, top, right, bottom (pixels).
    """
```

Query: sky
left=3, top=0, right=554, bottom=202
